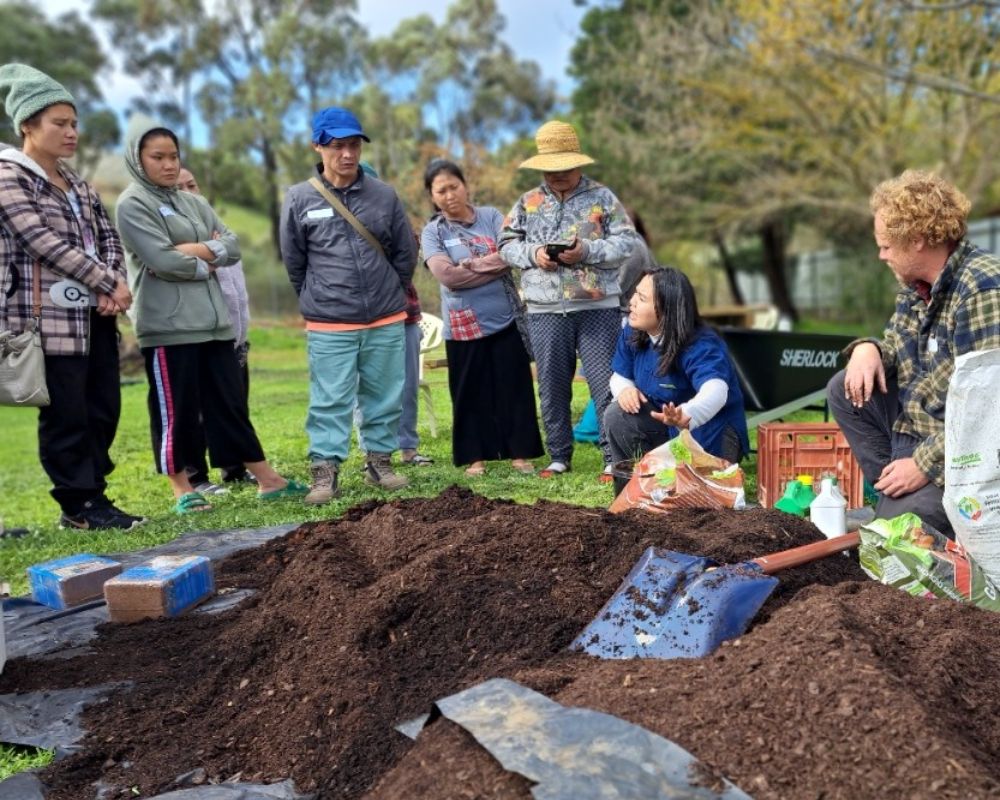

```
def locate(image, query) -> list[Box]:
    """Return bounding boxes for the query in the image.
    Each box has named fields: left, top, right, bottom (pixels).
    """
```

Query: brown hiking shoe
left=305, top=460, right=340, bottom=505
left=364, top=452, right=409, bottom=491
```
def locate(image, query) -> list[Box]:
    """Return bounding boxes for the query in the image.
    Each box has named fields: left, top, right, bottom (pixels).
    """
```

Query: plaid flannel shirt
left=851, top=240, right=1000, bottom=486
left=0, top=153, right=123, bottom=356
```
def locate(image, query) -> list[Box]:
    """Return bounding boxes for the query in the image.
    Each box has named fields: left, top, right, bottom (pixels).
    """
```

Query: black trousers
left=446, top=323, right=544, bottom=467
left=38, top=311, right=121, bottom=515
left=827, top=369, right=952, bottom=536
left=603, top=398, right=744, bottom=465
left=142, top=340, right=264, bottom=476
left=187, top=346, right=251, bottom=483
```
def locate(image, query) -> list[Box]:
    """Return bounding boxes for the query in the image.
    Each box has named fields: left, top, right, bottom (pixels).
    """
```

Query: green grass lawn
left=0, top=321, right=622, bottom=596
left=0, top=317, right=843, bottom=598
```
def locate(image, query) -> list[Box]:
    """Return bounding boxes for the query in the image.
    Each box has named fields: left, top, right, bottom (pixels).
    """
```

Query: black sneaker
left=59, top=499, right=145, bottom=531
left=222, top=470, right=257, bottom=485
left=106, top=500, right=147, bottom=528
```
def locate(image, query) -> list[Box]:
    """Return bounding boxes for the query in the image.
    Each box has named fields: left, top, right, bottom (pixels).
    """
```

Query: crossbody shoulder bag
left=309, top=177, right=386, bottom=260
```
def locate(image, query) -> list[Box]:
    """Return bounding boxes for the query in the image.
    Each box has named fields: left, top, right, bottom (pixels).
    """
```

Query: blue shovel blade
left=571, top=546, right=780, bottom=659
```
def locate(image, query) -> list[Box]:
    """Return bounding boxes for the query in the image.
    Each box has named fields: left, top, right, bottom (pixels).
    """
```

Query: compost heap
left=3, top=486, right=1000, bottom=800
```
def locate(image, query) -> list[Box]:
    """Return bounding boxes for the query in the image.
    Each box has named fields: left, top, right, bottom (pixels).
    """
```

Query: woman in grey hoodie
left=116, top=119, right=306, bottom=513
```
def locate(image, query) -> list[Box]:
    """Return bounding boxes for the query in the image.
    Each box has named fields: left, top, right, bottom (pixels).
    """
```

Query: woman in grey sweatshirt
left=116, top=118, right=306, bottom=513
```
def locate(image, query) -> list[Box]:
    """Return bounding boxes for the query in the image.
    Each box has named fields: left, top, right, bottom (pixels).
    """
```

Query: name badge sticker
left=307, top=208, right=334, bottom=220
left=158, top=205, right=176, bottom=217
left=928, top=336, right=938, bottom=354
left=443, top=238, right=463, bottom=247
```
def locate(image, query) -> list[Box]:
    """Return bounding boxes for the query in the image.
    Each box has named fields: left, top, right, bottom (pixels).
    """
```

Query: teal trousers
left=306, top=323, right=405, bottom=463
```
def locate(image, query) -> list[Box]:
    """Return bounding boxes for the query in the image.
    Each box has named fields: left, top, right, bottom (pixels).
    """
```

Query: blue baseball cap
left=311, top=106, right=370, bottom=145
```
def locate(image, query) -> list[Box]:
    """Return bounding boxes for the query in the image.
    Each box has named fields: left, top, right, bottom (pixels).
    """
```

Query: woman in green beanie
left=115, top=118, right=307, bottom=513
left=0, top=63, right=143, bottom=530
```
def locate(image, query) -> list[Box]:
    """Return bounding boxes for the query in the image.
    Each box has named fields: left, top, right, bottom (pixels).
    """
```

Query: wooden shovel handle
left=751, top=531, right=861, bottom=575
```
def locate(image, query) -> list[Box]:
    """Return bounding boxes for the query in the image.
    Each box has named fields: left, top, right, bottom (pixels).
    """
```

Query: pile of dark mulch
left=3, top=486, right=999, bottom=799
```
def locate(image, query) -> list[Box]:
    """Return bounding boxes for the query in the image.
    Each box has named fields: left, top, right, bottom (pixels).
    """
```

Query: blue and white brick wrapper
left=103, top=555, right=215, bottom=623
left=27, top=554, right=123, bottom=610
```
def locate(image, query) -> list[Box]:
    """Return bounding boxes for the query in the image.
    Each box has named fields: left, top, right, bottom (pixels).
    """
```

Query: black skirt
left=446, top=322, right=544, bottom=466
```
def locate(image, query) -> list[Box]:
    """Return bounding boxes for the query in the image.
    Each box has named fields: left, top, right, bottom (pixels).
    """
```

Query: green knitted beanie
left=0, top=63, right=76, bottom=134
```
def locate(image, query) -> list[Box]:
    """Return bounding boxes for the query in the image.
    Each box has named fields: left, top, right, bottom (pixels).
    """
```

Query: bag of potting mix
left=858, top=512, right=1000, bottom=611
left=942, top=348, right=1000, bottom=588
left=609, top=430, right=745, bottom=514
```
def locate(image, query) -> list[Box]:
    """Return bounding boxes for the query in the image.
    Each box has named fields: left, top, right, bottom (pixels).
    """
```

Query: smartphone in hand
left=545, top=242, right=572, bottom=262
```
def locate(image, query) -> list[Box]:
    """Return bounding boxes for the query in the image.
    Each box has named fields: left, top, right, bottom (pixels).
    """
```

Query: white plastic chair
left=417, top=312, right=444, bottom=437
left=750, top=304, right=780, bottom=330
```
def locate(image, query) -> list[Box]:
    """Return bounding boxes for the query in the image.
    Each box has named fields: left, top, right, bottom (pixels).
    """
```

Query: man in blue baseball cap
left=280, top=107, right=418, bottom=503
left=311, top=106, right=371, bottom=144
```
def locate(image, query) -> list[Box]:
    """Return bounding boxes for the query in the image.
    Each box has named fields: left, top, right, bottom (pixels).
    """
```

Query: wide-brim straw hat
left=519, top=120, right=595, bottom=171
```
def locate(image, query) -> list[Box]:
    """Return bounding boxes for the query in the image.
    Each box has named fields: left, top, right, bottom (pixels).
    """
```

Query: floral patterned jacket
left=499, top=176, right=637, bottom=313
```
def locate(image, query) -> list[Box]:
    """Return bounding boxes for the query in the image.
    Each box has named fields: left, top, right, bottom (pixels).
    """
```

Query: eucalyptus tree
left=571, top=0, right=1000, bottom=320
left=0, top=1, right=120, bottom=175
left=93, top=0, right=365, bottom=255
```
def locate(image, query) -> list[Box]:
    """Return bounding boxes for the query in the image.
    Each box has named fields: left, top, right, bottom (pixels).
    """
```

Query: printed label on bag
left=50, top=279, right=90, bottom=308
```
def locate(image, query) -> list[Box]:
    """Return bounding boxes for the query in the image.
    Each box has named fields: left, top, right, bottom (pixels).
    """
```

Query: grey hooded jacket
left=115, top=117, right=240, bottom=349
left=279, top=165, right=417, bottom=324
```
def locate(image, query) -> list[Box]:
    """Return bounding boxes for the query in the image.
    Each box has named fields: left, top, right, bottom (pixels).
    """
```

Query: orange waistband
left=305, top=311, right=407, bottom=333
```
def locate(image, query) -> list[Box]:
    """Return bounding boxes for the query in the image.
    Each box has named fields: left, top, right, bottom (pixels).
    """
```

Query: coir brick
left=104, top=555, right=215, bottom=624
left=27, top=554, right=123, bottom=611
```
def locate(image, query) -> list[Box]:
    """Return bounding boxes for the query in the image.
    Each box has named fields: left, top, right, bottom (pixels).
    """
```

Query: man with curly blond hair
left=827, top=170, right=1000, bottom=536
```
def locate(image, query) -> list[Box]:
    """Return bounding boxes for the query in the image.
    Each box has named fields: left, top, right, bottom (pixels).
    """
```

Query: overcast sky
left=40, top=0, right=588, bottom=114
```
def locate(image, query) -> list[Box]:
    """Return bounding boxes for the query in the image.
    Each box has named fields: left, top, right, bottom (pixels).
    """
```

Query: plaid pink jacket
left=0, top=150, right=123, bottom=356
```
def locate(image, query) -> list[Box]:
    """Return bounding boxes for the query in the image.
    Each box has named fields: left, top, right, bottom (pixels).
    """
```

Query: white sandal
left=539, top=461, right=570, bottom=478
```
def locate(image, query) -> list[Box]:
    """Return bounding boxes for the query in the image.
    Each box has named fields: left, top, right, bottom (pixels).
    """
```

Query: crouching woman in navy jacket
left=603, top=267, right=749, bottom=466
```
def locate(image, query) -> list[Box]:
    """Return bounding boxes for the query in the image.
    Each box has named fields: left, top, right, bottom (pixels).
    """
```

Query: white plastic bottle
left=810, top=477, right=847, bottom=539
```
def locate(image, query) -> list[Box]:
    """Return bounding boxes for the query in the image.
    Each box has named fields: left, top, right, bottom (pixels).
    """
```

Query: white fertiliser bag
left=944, top=348, right=1000, bottom=586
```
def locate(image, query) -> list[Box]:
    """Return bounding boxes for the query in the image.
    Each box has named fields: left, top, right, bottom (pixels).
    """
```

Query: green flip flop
left=258, top=478, right=309, bottom=501
left=174, top=491, right=212, bottom=515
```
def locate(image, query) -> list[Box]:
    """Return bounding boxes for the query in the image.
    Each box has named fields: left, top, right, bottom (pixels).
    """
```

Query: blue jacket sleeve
left=611, top=326, right=637, bottom=380
left=678, top=332, right=737, bottom=391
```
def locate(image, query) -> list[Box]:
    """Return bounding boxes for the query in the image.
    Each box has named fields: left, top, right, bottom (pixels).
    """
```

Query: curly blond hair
left=870, top=170, right=971, bottom=246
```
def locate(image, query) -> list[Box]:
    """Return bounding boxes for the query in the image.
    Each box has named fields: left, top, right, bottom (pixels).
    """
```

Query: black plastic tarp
left=403, top=678, right=752, bottom=800
left=2, top=523, right=295, bottom=662
left=0, top=683, right=124, bottom=752
left=0, top=773, right=309, bottom=800
left=0, top=523, right=309, bottom=800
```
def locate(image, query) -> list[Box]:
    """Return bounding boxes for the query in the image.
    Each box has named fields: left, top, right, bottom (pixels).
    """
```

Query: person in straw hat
left=499, top=119, right=638, bottom=480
